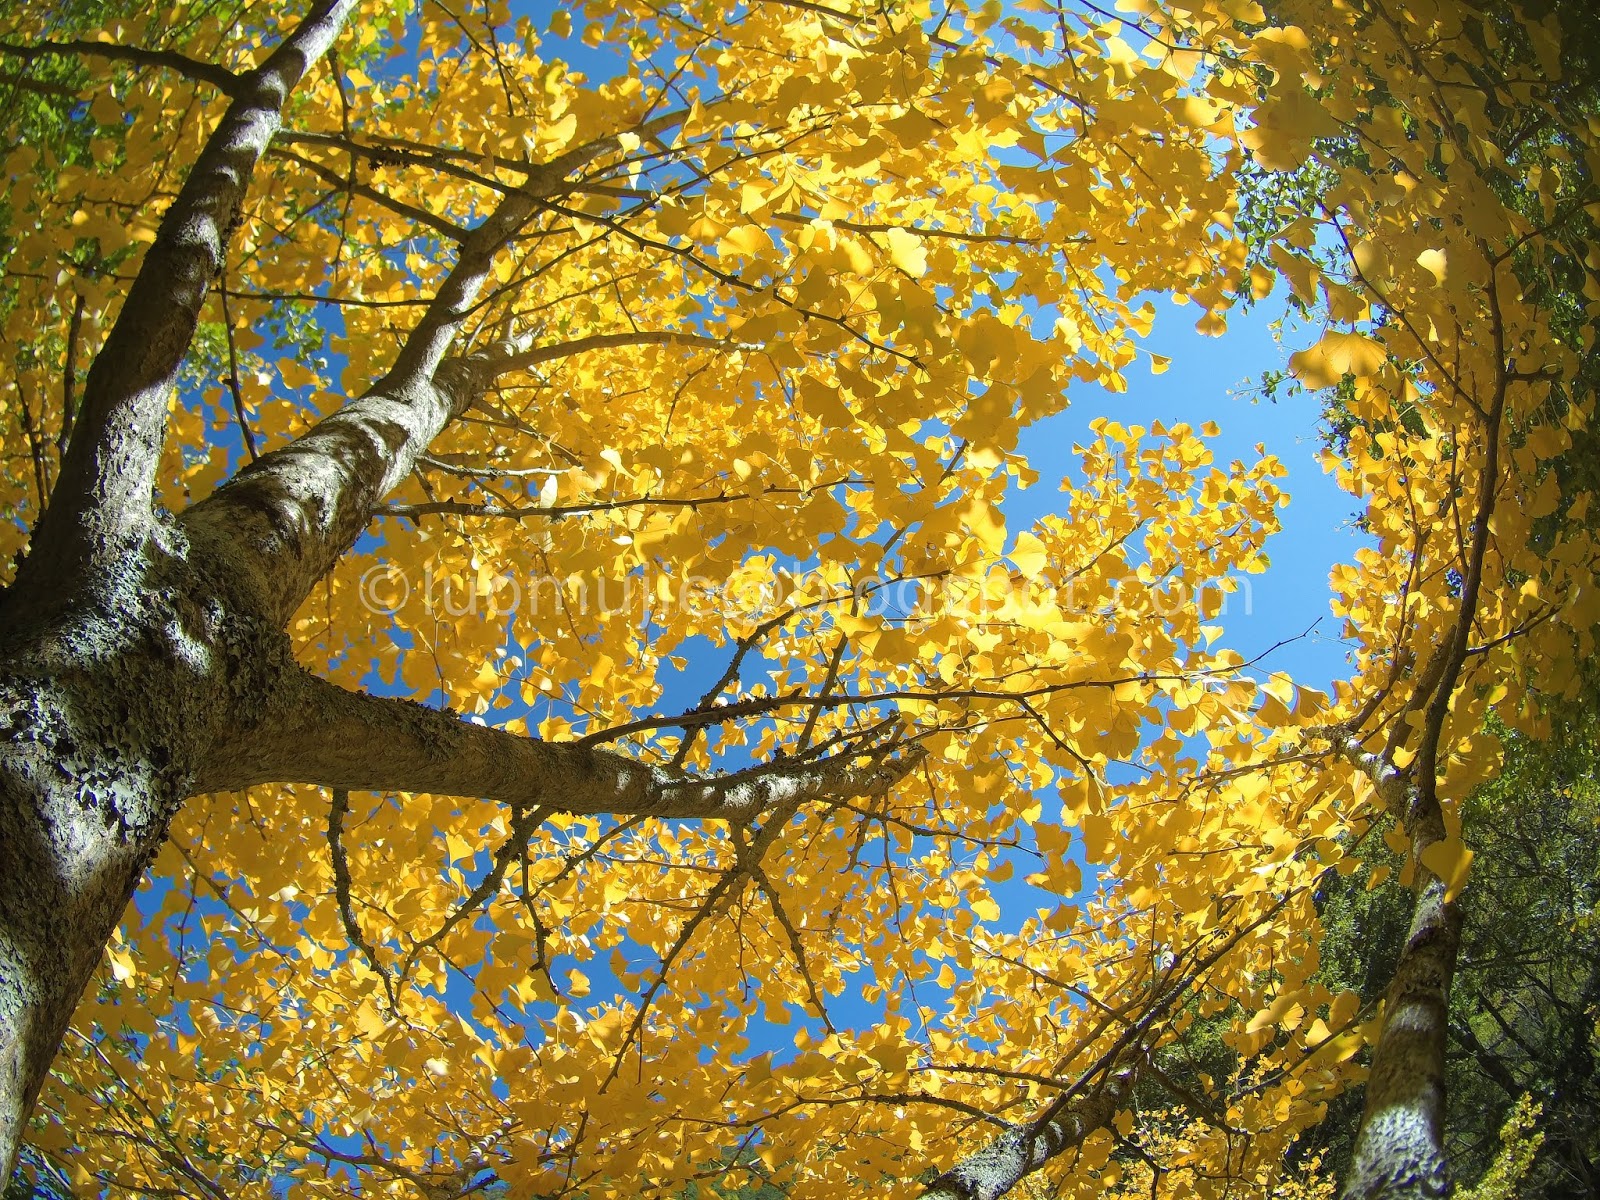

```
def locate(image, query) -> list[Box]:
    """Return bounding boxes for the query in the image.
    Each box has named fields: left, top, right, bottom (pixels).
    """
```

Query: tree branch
left=182, top=111, right=706, bottom=625
left=268, top=145, right=469, bottom=239
left=206, top=670, right=924, bottom=824
left=58, top=291, right=85, bottom=454
left=11, top=0, right=356, bottom=607
left=918, top=897, right=1289, bottom=1200
left=489, top=329, right=731, bottom=375
left=326, top=788, right=396, bottom=1008
left=0, top=38, right=245, bottom=97
left=922, top=1052, right=1142, bottom=1200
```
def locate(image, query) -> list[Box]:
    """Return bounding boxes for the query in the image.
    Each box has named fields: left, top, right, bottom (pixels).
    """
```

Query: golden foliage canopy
left=0, top=0, right=1595, bottom=1195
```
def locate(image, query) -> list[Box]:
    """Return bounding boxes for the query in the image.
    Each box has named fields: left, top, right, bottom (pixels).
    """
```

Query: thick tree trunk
left=1, top=3, right=353, bottom=1170
left=0, top=517, right=299, bottom=1173
left=0, top=674, right=180, bottom=1173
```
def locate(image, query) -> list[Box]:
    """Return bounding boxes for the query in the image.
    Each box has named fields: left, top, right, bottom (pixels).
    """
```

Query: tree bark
left=922, top=1055, right=1141, bottom=1200
left=208, top=670, right=921, bottom=821
left=1338, top=849, right=1462, bottom=1200
left=1321, top=737, right=1464, bottom=1200
left=0, top=517, right=304, bottom=1174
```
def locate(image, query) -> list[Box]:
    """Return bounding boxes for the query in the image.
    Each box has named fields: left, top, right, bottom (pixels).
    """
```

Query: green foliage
left=1293, top=714, right=1600, bottom=1196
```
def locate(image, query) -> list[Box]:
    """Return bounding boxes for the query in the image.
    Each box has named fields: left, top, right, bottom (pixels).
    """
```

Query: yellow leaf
left=91, top=89, right=124, bottom=126
left=1239, top=87, right=1339, bottom=170
left=1288, top=331, right=1387, bottom=388
left=1262, top=671, right=1295, bottom=705
left=718, top=223, right=769, bottom=258
left=1352, top=239, right=1388, bottom=288
left=279, top=357, right=317, bottom=390
left=1010, top=531, right=1048, bottom=578
left=541, top=112, right=578, bottom=148
left=107, top=946, right=135, bottom=983
left=1419, top=838, right=1474, bottom=902
left=1416, top=248, right=1447, bottom=285
left=1245, top=990, right=1301, bottom=1034
left=881, top=227, right=928, bottom=277
left=962, top=498, right=1006, bottom=553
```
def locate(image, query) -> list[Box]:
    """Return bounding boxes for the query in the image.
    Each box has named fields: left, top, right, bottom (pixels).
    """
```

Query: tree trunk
left=0, top=516, right=300, bottom=1174
left=1338, top=873, right=1462, bottom=1200
left=1, top=1, right=353, bottom=1169
left=0, top=668, right=181, bottom=1172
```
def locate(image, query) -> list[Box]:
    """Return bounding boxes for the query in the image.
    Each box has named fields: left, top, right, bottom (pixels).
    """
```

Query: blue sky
left=1013, top=295, right=1362, bottom=695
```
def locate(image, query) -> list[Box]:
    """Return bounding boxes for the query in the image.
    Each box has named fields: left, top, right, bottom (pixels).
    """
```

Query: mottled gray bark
left=0, top=517, right=305, bottom=1174
left=923, top=1055, right=1141, bottom=1200
left=1333, top=736, right=1461, bottom=1200
left=1319, top=735, right=1464, bottom=1200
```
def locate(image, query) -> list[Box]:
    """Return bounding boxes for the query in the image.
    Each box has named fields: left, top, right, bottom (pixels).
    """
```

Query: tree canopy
left=0, top=0, right=1596, bottom=1198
